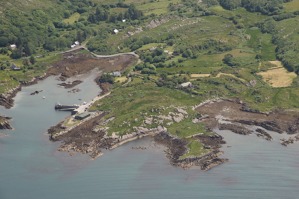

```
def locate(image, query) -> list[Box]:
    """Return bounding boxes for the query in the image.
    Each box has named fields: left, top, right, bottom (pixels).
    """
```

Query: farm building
left=75, top=112, right=91, bottom=120
left=180, top=82, right=192, bottom=88
left=111, top=71, right=121, bottom=77
left=11, top=64, right=21, bottom=71
left=113, top=29, right=119, bottom=34
left=10, top=44, right=16, bottom=50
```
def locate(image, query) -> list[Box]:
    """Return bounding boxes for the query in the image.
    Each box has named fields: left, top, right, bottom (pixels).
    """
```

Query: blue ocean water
left=1, top=73, right=299, bottom=199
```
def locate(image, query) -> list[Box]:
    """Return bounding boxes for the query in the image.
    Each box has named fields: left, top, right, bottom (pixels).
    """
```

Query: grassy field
left=284, top=0, right=299, bottom=12
left=0, top=52, right=61, bottom=95
left=179, top=140, right=208, bottom=160
left=90, top=78, right=201, bottom=134
left=258, top=62, right=297, bottom=88
left=89, top=77, right=213, bottom=159
left=125, top=0, right=180, bottom=15
left=63, top=12, right=81, bottom=24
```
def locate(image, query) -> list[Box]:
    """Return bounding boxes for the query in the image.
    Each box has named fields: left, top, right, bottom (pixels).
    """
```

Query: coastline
left=47, top=95, right=299, bottom=170
left=0, top=49, right=138, bottom=135
left=0, top=48, right=138, bottom=109
left=47, top=88, right=228, bottom=170
left=3, top=49, right=299, bottom=171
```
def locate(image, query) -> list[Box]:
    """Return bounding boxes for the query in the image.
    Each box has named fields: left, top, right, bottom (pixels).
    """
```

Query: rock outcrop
left=0, top=116, right=12, bottom=130
left=154, top=132, right=227, bottom=170
left=218, top=123, right=252, bottom=135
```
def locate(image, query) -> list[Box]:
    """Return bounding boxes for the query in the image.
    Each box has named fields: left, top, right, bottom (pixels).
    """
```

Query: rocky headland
left=47, top=98, right=229, bottom=170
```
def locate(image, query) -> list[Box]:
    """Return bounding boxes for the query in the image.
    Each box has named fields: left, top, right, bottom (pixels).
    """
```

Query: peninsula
left=1, top=0, right=299, bottom=170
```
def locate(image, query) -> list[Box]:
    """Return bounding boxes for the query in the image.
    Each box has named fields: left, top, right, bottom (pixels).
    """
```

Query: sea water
left=1, top=72, right=299, bottom=199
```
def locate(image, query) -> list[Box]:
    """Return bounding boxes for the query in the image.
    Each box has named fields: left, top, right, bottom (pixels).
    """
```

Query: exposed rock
left=144, top=117, right=153, bottom=125
left=68, top=88, right=80, bottom=93
left=0, top=86, right=21, bottom=109
left=0, top=116, right=12, bottom=130
left=58, top=80, right=82, bottom=89
left=281, top=134, right=299, bottom=146
left=218, top=123, right=252, bottom=135
left=194, top=134, right=226, bottom=148
left=287, top=118, right=299, bottom=134
left=146, top=18, right=169, bottom=29
left=175, top=150, right=228, bottom=171
left=172, top=113, right=184, bottom=123
left=0, top=73, right=47, bottom=108
left=246, top=80, right=257, bottom=87
left=234, top=120, right=283, bottom=134
left=256, top=128, right=272, bottom=141
left=30, top=90, right=43, bottom=95
left=239, top=104, right=267, bottom=115
left=154, top=132, right=187, bottom=160
left=175, top=107, right=188, bottom=115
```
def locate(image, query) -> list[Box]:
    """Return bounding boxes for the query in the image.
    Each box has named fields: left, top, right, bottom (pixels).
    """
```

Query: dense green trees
left=88, top=3, right=143, bottom=24
left=99, top=74, right=114, bottom=84
left=0, top=0, right=144, bottom=59
left=218, top=0, right=293, bottom=15
left=222, top=54, right=239, bottom=67
left=219, top=0, right=241, bottom=10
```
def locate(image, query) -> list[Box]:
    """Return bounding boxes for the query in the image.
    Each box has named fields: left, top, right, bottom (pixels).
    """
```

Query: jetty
left=54, top=104, right=79, bottom=111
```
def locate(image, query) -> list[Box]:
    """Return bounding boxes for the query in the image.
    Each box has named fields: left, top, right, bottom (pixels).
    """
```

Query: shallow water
left=1, top=73, right=299, bottom=199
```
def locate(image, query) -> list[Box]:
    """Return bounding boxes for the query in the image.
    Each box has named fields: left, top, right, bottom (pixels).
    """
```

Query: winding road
left=63, top=44, right=139, bottom=58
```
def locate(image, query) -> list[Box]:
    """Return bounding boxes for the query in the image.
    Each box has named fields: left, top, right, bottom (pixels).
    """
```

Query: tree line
left=215, top=0, right=292, bottom=15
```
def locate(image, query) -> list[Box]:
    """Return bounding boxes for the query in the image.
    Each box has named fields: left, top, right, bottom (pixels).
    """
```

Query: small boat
left=42, top=96, right=46, bottom=99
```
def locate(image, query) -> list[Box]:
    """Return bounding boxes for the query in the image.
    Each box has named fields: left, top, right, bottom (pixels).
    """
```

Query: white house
left=180, top=82, right=192, bottom=88
left=10, top=44, right=16, bottom=50
left=11, top=64, right=21, bottom=71
left=111, top=71, right=121, bottom=77
left=113, top=29, right=119, bottom=34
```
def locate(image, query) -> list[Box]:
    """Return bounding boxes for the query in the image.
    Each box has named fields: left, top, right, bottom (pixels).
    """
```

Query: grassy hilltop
left=2, top=0, right=299, bottom=160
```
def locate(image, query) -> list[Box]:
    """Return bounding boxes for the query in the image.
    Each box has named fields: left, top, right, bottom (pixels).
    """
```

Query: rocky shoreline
left=0, top=49, right=137, bottom=109
left=0, top=86, right=21, bottom=109
left=0, top=116, right=12, bottom=130
left=46, top=97, right=299, bottom=170
left=47, top=103, right=228, bottom=170
left=196, top=99, right=299, bottom=144
left=0, top=73, right=48, bottom=109
left=154, top=132, right=228, bottom=170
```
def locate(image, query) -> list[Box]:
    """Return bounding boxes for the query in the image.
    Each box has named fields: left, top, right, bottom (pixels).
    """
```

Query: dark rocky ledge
left=233, top=120, right=283, bottom=134
left=218, top=123, right=253, bottom=135
left=58, top=80, right=82, bottom=89
left=0, top=116, right=12, bottom=130
left=256, top=128, right=272, bottom=141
